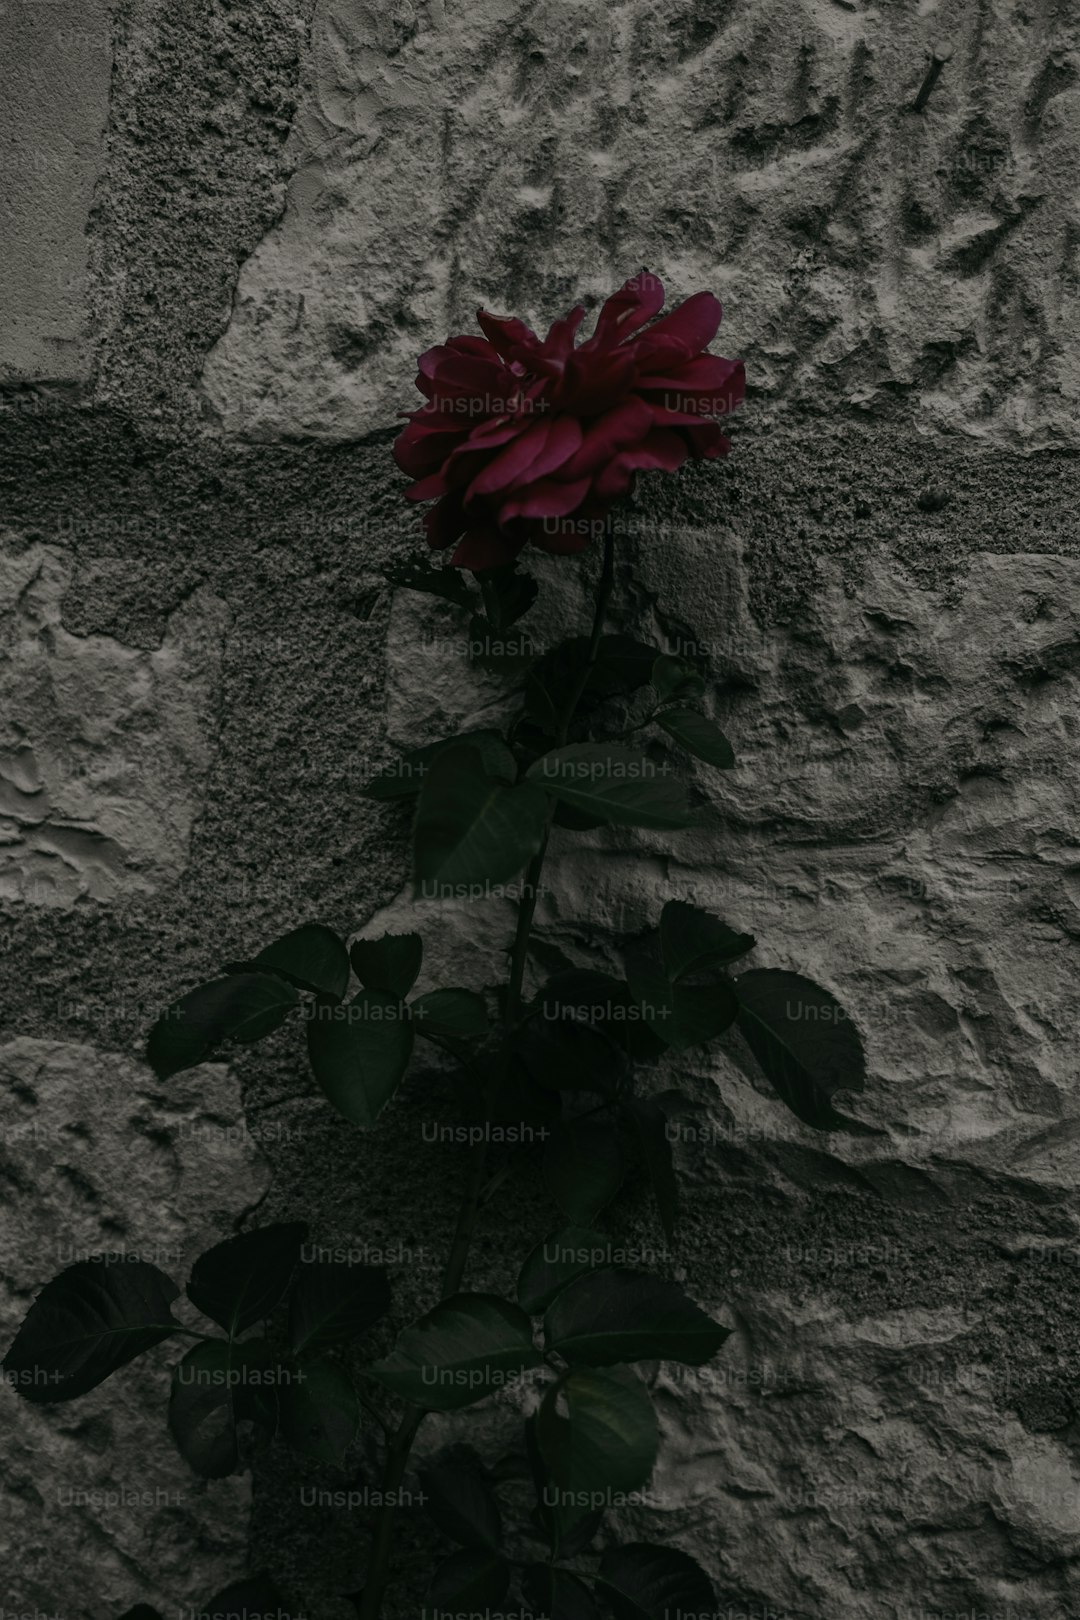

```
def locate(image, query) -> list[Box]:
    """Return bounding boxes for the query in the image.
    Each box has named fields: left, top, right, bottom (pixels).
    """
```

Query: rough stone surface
left=0, top=0, right=112, bottom=385
left=204, top=0, right=1080, bottom=448
left=0, top=1039, right=269, bottom=1614
left=2, top=0, right=1080, bottom=1614
left=380, top=536, right=1080, bottom=1198
left=343, top=532, right=1080, bottom=1618
left=0, top=544, right=229, bottom=906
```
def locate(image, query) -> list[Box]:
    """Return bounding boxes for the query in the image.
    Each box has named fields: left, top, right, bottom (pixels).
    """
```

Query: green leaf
left=543, top=1269, right=729, bottom=1367
left=289, top=1259, right=391, bottom=1356
left=306, top=990, right=414, bottom=1127
left=147, top=973, right=300, bottom=1080
left=622, top=1098, right=678, bottom=1240
left=168, top=1339, right=278, bottom=1479
left=536, top=1365, right=658, bottom=1495
left=491, top=1056, right=562, bottom=1133
left=518, top=1419, right=595, bottom=1555
left=349, top=932, right=423, bottom=997
left=363, top=730, right=516, bottom=802
left=524, top=639, right=592, bottom=733
left=733, top=968, right=867, bottom=1131
left=410, top=988, right=491, bottom=1041
left=625, top=944, right=738, bottom=1050
left=592, top=636, right=663, bottom=693
left=414, top=745, right=549, bottom=897
left=419, top=1450, right=503, bottom=1550
left=477, top=564, right=539, bottom=629
left=659, top=901, right=754, bottom=979
left=553, top=801, right=608, bottom=832
left=595, top=1544, right=715, bottom=1620
left=426, top=1550, right=511, bottom=1610
left=279, top=1357, right=360, bottom=1467
left=544, top=1117, right=628, bottom=1224
left=204, top=1576, right=292, bottom=1620
left=525, top=637, right=659, bottom=734
left=523, top=1566, right=602, bottom=1620
left=252, top=923, right=350, bottom=998
left=528, top=745, right=695, bottom=830
left=514, top=1016, right=626, bottom=1096
left=650, top=654, right=705, bottom=702
left=367, top=1294, right=542, bottom=1412
left=517, top=1227, right=612, bottom=1315
left=654, top=706, right=735, bottom=768
left=187, top=1223, right=306, bottom=1338
left=525, top=1414, right=604, bottom=1556
left=538, top=970, right=666, bottom=1060
left=3, top=1259, right=180, bottom=1403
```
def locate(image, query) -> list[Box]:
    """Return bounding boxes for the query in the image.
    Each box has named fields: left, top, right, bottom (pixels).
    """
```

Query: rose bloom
left=394, top=271, right=744, bottom=570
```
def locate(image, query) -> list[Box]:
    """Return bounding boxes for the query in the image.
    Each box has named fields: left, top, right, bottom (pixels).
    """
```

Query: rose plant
left=4, top=274, right=865, bottom=1620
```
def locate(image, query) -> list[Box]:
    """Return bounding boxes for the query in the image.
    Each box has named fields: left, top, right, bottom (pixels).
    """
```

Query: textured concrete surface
left=2, top=0, right=1080, bottom=1615
left=0, top=0, right=112, bottom=384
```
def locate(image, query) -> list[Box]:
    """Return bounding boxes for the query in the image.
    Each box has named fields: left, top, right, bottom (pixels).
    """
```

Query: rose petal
left=440, top=418, right=526, bottom=463
left=465, top=418, right=560, bottom=499
left=554, top=347, right=637, bottom=415
left=418, top=345, right=453, bottom=379
left=394, top=423, right=465, bottom=477
left=403, top=404, right=471, bottom=431
left=593, top=430, right=688, bottom=500
left=477, top=310, right=541, bottom=361
left=506, top=415, right=583, bottom=487
left=544, top=305, right=587, bottom=356
left=462, top=415, right=581, bottom=500
left=498, top=475, right=592, bottom=522
left=405, top=471, right=451, bottom=502
left=435, top=352, right=514, bottom=401
left=643, top=409, right=730, bottom=456
left=626, top=332, right=694, bottom=374
left=636, top=354, right=743, bottom=390
left=683, top=425, right=731, bottom=459
left=464, top=415, right=522, bottom=444
left=636, top=290, right=722, bottom=356
left=446, top=336, right=496, bottom=358
left=585, top=270, right=666, bottom=348
left=556, top=398, right=654, bottom=480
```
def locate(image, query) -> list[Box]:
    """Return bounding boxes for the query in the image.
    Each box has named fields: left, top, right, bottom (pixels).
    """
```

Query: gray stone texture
left=1, top=0, right=1080, bottom=1617
left=0, top=1039, right=268, bottom=1614
left=203, top=0, right=1080, bottom=449
left=0, top=0, right=112, bottom=384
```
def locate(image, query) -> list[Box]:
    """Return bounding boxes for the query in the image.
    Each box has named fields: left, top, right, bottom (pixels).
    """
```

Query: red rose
left=394, top=271, right=744, bottom=570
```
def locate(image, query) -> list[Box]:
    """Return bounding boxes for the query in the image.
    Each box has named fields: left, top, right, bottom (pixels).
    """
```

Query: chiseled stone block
left=0, top=545, right=228, bottom=906
left=0, top=0, right=112, bottom=384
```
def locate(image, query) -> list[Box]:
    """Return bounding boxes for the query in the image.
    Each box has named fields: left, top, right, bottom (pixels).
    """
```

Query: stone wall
left=2, top=1, right=1079, bottom=1618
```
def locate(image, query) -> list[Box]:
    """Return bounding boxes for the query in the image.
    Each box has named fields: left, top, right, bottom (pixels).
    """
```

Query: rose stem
left=357, top=531, right=618, bottom=1620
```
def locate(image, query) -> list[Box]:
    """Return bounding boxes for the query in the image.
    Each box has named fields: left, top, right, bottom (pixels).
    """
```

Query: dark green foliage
left=3, top=1259, right=180, bottom=1402
left=148, top=973, right=299, bottom=1079
left=733, top=967, right=867, bottom=1129
left=306, top=991, right=414, bottom=1126
left=368, top=1294, right=542, bottom=1411
left=187, top=1223, right=306, bottom=1337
